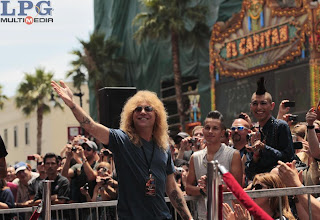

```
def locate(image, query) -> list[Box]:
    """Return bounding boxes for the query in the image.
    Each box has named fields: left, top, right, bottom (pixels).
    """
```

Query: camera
left=27, top=155, right=35, bottom=160
left=103, top=150, right=110, bottom=156
left=83, top=183, right=89, bottom=191
left=288, top=115, right=298, bottom=122
left=175, top=167, right=184, bottom=174
left=246, top=133, right=253, bottom=142
left=71, top=146, right=77, bottom=152
left=293, top=141, right=303, bottom=149
left=188, top=138, right=198, bottom=144
left=284, top=101, right=295, bottom=108
left=102, top=177, right=111, bottom=185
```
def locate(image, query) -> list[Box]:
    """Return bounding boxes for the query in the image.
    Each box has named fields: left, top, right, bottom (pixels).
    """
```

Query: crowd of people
left=0, top=77, right=319, bottom=220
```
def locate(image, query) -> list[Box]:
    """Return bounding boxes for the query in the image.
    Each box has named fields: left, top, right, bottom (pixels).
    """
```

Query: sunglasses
left=134, top=106, right=153, bottom=113
left=98, top=167, right=108, bottom=172
left=82, top=146, right=92, bottom=151
left=37, top=161, right=44, bottom=166
left=231, top=126, right=247, bottom=131
left=251, top=183, right=265, bottom=190
left=315, top=129, right=320, bottom=133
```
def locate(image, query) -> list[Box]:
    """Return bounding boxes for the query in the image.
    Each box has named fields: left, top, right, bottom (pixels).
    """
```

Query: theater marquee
left=210, top=0, right=309, bottom=78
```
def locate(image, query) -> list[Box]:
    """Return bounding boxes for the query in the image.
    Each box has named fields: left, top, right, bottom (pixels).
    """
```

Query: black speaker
left=98, top=87, right=137, bottom=129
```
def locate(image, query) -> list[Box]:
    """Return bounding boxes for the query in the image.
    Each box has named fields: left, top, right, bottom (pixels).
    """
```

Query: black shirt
left=245, top=116, right=294, bottom=180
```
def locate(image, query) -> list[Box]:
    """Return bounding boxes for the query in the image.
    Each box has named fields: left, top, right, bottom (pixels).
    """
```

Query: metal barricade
left=206, top=160, right=320, bottom=220
left=0, top=196, right=199, bottom=220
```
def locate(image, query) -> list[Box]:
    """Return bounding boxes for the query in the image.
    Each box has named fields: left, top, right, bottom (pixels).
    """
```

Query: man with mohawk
left=245, top=77, right=294, bottom=181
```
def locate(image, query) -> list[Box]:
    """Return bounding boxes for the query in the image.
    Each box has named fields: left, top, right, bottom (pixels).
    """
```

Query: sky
left=0, top=0, right=94, bottom=97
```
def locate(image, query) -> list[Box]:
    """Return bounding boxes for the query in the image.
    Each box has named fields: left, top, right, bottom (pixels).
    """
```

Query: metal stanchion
left=207, top=160, right=220, bottom=220
left=43, top=180, right=53, bottom=220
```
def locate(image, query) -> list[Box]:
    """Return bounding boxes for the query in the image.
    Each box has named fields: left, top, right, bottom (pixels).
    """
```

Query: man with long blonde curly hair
left=51, top=81, right=193, bottom=220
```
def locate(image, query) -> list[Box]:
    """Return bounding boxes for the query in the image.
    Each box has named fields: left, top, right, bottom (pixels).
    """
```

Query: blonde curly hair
left=120, top=90, right=169, bottom=151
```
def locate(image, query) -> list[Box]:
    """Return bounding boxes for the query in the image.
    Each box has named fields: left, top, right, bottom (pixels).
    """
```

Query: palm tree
left=67, top=32, right=126, bottom=121
left=0, top=85, right=7, bottom=110
left=15, top=68, right=63, bottom=155
left=133, top=0, right=209, bottom=131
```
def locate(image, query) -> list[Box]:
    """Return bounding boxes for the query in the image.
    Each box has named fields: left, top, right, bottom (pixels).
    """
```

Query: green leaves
left=133, top=0, right=209, bottom=43
left=68, top=32, right=126, bottom=89
left=15, top=67, right=62, bottom=116
left=0, top=85, right=7, bottom=110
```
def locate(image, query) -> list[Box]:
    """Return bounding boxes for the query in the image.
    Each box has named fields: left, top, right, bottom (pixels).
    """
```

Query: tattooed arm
left=51, top=80, right=110, bottom=145
left=166, top=173, right=193, bottom=220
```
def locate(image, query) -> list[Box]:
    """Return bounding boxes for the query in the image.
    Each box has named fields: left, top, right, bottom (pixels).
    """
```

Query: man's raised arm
left=51, top=80, right=109, bottom=145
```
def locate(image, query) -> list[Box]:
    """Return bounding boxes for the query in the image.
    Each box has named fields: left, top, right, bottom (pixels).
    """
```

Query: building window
left=14, top=126, right=18, bottom=147
left=3, top=129, right=8, bottom=147
left=25, top=123, right=30, bottom=145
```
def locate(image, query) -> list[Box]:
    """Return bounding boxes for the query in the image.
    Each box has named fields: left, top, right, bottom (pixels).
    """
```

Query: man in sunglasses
left=230, top=118, right=259, bottom=187
left=245, top=77, right=294, bottom=181
left=28, top=155, right=47, bottom=201
left=52, top=81, right=193, bottom=220
left=61, top=138, right=99, bottom=203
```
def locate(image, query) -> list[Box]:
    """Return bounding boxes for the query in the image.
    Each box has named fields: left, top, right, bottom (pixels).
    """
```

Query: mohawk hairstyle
left=256, top=77, right=267, bottom=95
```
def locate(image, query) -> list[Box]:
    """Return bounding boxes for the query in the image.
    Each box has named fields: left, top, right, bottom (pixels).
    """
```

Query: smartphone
left=27, top=155, right=35, bottom=160
left=238, top=113, right=246, bottom=119
left=284, top=101, right=295, bottom=108
left=288, top=115, right=298, bottom=122
left=293, top=141, right=303, bottom=149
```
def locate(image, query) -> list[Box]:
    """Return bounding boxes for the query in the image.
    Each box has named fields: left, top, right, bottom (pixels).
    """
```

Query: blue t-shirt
left=108, top=129, right=174, bottom=220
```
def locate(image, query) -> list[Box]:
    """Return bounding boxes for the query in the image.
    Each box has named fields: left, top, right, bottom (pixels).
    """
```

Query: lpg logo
left=0, top=0, right=53, bottom=25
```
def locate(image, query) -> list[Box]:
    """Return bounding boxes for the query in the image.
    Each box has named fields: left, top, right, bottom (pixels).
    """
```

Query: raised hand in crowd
left=277, top=100, right=291, bottom=120
left=246, top=131, right=263, bottom=162
left=306, top=108, right=320, bottom=159
left=223, top=202, right=251, bottom=220
left=277, top=160, right=320, bottom=220
left=176, top=137, right=192, bottom=160
left=281, top=114, right=296, bottom=127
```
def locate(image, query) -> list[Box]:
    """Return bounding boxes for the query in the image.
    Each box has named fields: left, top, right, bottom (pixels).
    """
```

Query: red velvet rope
left=222, top=172, right=273, bottom=220
left=29, top=211, right=40, bottom=220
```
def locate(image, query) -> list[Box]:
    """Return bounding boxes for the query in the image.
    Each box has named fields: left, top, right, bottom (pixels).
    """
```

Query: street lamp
left=73, top=90, right=84, bottom=107
left=73, top=89, right=84, bottom=135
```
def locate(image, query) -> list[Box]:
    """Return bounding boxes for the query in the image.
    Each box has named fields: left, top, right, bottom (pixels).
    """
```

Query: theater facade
left=209, top=0, right=320, bottom=126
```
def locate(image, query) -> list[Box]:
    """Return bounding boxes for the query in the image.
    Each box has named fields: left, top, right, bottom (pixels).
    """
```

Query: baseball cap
left=14, top=162, right=27, bottom=173
left=174, top=132, right=190, bottom=144
left=82, top=140, right=98, bottom=152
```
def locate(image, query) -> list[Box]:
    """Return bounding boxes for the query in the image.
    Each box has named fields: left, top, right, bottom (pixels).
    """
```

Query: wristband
left=199, top=188, right=206, bottom=197
left=82, top=158, right=88, bottom=164
left=307, top=125, right=315, bottom=129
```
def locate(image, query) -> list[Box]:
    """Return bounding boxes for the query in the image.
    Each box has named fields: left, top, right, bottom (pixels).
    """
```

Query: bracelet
left=70, top=105, right=76, bottom=110
left=307, top=125, right=315, bottom=129
left=199, top=188, right=206, bottom=197
left=82, top=158, right=88, bottom=164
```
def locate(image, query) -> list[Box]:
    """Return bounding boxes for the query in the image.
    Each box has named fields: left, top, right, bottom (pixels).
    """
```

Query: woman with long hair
left=223, top=173, right=295, bottom=220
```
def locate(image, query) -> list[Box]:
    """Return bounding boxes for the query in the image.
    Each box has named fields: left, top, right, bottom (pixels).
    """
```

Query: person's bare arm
left=277, top=100, right=290, bottom=120
left=51, top=80, right=110, bottom=145
left=306, top=108, right=320, bottom=159
left=166, top=173, right=193, bottom=220
left=230, top=151, right=243, bottom=186
left=185, top=156, right=202, bottom=196
left=61, top=146, right=75, bottom=179
left=0, top=202, right=9, bottom=209
left=76, top=146, right=97, bottom=181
